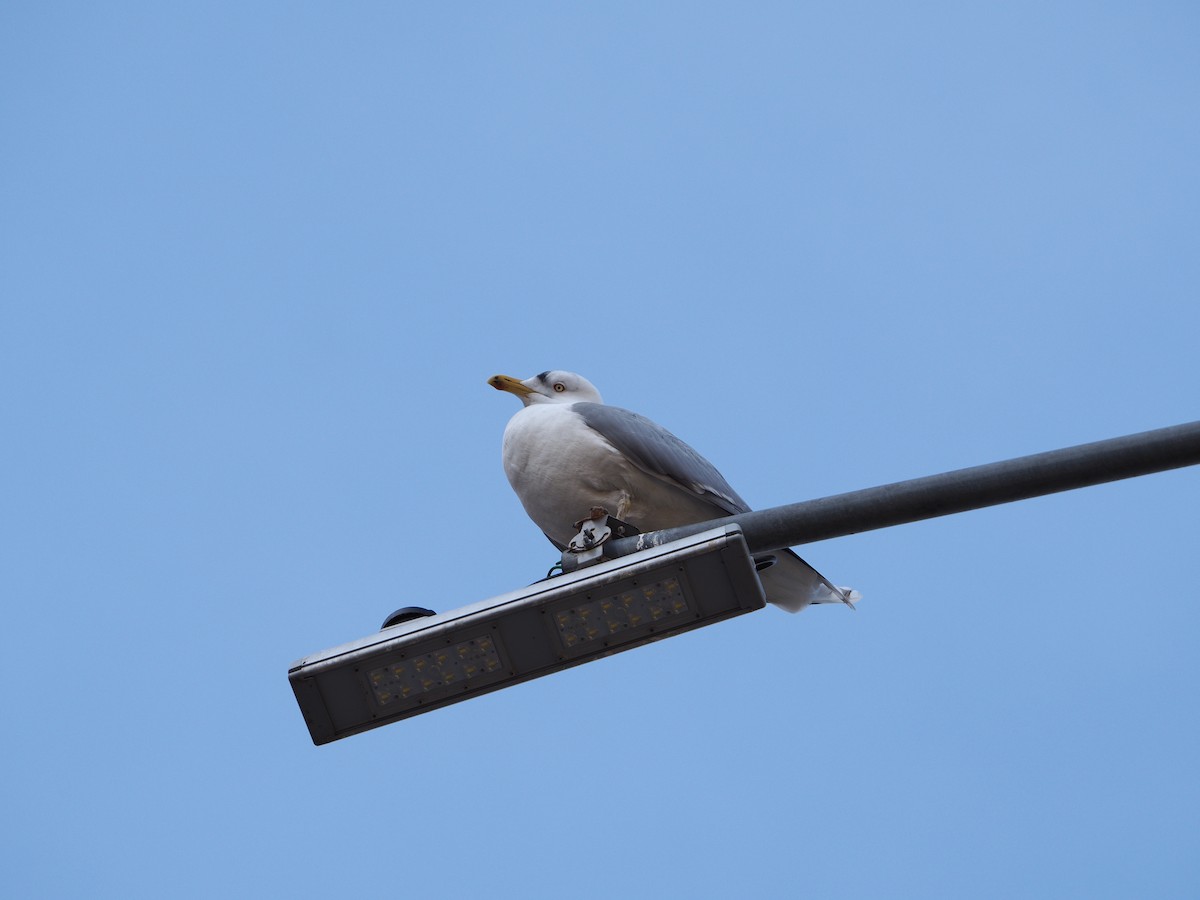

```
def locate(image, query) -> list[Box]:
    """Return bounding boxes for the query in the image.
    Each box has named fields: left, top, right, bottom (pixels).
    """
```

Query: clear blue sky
left=3, top=3, right=1197, bottom=897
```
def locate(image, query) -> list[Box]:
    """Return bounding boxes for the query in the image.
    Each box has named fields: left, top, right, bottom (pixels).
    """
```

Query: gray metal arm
left=603, top=420, right=1200, bottom=558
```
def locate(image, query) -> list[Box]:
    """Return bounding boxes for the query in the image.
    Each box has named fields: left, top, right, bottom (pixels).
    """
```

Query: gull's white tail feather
left=756, top=549, right=862, bottom=613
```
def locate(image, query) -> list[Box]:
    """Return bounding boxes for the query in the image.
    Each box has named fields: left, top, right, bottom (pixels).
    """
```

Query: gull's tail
left=755, top=548, right=862, bottom=613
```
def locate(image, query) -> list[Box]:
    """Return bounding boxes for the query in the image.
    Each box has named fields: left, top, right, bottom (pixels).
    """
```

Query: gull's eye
left=553, top=382, right=566, bottom=393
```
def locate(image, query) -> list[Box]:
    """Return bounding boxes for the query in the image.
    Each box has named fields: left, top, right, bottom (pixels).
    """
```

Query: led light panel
left=552, top=574, right=691, bottom=652
left=367, top=634, right=504, bottom=707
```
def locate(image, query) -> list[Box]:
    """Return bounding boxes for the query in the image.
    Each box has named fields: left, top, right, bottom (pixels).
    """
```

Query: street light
left=290, top=419, right=1200, bottom=745
left=289, top=524, right=766, bottom=745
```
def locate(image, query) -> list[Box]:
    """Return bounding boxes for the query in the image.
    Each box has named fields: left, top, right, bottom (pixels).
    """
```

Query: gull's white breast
left=500, top=402, right=729, bottom=547
left=500, top=404, right=634, bottom=546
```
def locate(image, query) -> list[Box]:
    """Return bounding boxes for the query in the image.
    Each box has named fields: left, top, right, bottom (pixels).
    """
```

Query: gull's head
left=488, top=370, right=603, bottom=407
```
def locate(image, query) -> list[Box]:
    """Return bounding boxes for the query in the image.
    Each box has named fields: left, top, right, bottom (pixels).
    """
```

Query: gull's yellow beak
left=488, top=374, right=535, bottom=397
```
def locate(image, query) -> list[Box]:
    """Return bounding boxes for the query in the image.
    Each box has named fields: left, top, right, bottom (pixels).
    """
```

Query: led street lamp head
left=289, top=525, right=766, bottom=745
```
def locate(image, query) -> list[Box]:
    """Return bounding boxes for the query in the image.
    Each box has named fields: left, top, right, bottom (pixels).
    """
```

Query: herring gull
left=489, top=369, right=858, bottom=613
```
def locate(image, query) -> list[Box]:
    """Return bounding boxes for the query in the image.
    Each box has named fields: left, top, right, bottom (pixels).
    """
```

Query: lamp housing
left=289, top=524, right=765, bottom=745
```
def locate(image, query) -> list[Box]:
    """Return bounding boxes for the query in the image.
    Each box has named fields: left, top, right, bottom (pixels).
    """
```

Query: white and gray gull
left=489, top=369, right=860, bottom=613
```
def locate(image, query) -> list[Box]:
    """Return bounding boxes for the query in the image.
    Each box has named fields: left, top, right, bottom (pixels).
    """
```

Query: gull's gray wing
left=572, top=402, right=751, bottom=516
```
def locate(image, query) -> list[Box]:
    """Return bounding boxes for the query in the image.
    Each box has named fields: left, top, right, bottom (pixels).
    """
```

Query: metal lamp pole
left=603, top=420, right=1200, bottom=558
